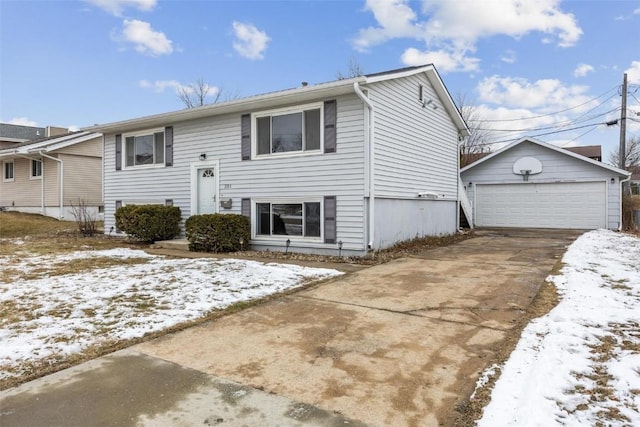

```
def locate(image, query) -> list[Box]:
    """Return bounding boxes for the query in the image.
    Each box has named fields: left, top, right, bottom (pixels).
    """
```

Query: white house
left=86, top=65, right=469, bottom=255
left=460, top=138, right=631, bottom=230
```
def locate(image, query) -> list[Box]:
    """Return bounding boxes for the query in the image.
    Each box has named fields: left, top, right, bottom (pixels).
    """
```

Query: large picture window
left=3, top=161, right=14, bottom=181
left=256, top=201, right=321, bottom=238
left=124, top=131, right=164, bottom=167
left=254, top=104, right=322, bottom=156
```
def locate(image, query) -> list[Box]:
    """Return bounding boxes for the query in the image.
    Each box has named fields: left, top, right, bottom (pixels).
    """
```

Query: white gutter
left=354, top=82, right=376, bottom=250
left=39, top=151, right=64, bottom=219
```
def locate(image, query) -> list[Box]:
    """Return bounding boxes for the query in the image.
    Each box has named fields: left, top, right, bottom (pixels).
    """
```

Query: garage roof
left=460, top=137, right=630, bottom=177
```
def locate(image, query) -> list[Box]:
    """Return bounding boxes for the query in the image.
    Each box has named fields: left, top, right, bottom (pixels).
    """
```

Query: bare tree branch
left=609, top=136, right=640, bottom=170
left=456, top=93, right=495, bottom=167
left=336, top=56, right=364, bottom=80
left=177, top=78, right=226, bottom=108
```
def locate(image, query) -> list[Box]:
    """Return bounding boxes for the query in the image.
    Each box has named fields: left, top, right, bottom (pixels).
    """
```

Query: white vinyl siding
left=368, top=73, right=459, bottom=200
left=103, top=93, right=366, bottom=250
left=462, top=141, right=623, bottom=230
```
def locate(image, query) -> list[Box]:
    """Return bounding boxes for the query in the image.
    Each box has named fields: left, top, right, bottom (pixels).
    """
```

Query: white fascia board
left=82, top=78, right=365, bottom=135
left=26, top=132, right=101, bottom=153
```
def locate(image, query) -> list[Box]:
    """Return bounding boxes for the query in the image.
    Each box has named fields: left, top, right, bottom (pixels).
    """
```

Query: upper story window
left=125, top=130, right=164, bottom=167
left=30, top=159, right=42, bottom=179
left=3, top=161, right=14, bottom=182
left=253, top=103, right=323, bottom=157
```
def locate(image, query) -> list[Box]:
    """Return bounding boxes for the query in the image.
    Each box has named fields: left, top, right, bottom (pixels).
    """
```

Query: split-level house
left=86, top=65, right=469, bottom=255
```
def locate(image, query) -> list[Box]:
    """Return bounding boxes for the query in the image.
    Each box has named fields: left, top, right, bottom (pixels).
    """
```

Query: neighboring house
left=630, top=165, right=640, bottom=195
left=85, top=65, right=470, bottom=255
left=0, top=123, right=69, bottom=149
left=460, top=138, right=630, bottom=230
left=0, top=131, right=104, bottom=219
left=565, top=145, right=602, bottom=162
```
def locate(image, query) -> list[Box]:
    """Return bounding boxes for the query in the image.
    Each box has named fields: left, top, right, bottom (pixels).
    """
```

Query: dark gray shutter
left=241, top=198, right=251, bottom=219
left=115, top=134, right=122, bottom=170
left=324, top=196, right=336, bottom=244
left=241, top=114, right=251, bottom=160
left=165, top=126, right=173, bottom=167
left=324, top=100, right=337, bottom=153
left=115, top=200, right=122, bottom=233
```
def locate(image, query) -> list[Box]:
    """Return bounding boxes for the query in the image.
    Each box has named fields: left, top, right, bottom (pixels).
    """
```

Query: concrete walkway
left=0, top=229, right=581, bottom=427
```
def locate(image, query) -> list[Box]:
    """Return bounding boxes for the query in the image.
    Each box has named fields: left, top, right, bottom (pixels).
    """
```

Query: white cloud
left=119, top=19, right=173, bottom=56
left=86, top=0, right=156, bottom=16
left=139, top=79, right=220, bottom=98
left=500, top=49, right=517, bottom=64
left=354, top=0, right=582, bottom=71
left=573, top=63, right=594, bottom=77
left=634, top=8, right=640, bottom=15
left=477, top=75, right=592, bottom=110
left=232, top=21, right=270, bottom=60
left=401, top=47, right=479, bottom=72
left=6, top=117, right=38, bottom=126
left=625, top=61, right=640, bottom=84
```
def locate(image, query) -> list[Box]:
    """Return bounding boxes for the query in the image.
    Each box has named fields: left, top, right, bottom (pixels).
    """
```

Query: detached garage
left=461, top=138, right=631, bottom=230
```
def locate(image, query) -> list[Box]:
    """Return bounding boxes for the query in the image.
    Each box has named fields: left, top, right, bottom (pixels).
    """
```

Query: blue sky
left=1, top=0, right=639, bottom=162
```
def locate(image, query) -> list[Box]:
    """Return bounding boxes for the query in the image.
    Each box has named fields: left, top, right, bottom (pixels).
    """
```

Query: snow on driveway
left=0, top=248, right=342, bottom=383
left=477, top=229, right=640, bottom=426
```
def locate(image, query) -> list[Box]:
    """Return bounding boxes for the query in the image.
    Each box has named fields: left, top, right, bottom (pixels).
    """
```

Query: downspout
left=353, top=82, right=375, bottom=250
left=39, top=151, right=64, bottom=219
left=619, top=174, right=631, bottom=231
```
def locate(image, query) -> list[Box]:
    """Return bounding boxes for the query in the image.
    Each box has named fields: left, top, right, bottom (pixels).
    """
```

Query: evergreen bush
left=185, top=213, right=250, bottom=252
left=115, top=204, right=181, bottom=242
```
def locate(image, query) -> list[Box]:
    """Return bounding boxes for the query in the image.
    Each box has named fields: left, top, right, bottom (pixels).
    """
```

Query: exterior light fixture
left=285, top=238, right=291, bottom=254
left=199, top=153, right=207, bottom=160
left=239, top=237, right=244, bottom=251
left=611, top=178, right=616, bottom=184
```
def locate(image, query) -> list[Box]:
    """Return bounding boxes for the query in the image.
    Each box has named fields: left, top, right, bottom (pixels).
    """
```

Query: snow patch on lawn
left=477, top=229, right=640, bottom=426
left=0, top=249, right=342, bottom=383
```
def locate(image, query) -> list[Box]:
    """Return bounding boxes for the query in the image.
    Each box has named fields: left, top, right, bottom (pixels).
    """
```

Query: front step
left=152, top=239, right=190, bottom=250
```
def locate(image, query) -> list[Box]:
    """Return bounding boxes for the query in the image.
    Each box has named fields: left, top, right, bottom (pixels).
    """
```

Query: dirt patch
left=452, top=263, right=563, bottom=426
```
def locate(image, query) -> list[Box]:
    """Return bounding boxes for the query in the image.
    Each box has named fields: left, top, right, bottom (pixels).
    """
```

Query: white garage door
left=475, top=181, right=606, bottom=229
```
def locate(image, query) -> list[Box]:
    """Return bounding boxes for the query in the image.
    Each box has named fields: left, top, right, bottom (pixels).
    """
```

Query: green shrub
left=185, top=214, right=250, bottom=253
left=115, top=204, right=182, bottom=242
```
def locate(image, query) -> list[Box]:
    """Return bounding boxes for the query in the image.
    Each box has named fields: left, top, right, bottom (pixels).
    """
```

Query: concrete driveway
left=0, top=229, right=581, bottom=427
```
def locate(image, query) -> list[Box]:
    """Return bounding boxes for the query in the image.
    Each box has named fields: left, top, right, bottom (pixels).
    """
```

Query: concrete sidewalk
left=0, top=229, right=581, bottom=426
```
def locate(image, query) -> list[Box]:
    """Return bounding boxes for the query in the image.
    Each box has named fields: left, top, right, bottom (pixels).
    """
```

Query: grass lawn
left=0, top=213, right=342, bottom=390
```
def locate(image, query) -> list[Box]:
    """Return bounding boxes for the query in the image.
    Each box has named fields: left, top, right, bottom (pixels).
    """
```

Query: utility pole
left=619, top=73, right=627, bottom=170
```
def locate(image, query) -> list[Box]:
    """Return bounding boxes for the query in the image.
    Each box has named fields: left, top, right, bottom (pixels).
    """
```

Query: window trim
left=30, top=159, right=42, bottom=180
left=251, top=197, right=324, bottom=241
left=3, top=161, right=15, bottom=182
left=122, top=127, right=166, bottom=170
left=251, top=102, right=324, bottom=159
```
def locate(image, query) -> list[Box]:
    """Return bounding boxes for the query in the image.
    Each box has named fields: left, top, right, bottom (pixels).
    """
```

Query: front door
left=197, top=167, right=217, bottom=214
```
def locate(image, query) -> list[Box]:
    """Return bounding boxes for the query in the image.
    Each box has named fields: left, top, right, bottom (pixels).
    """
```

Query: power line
left=471, top=107, right=619, bottom=132
left=479, top=85, right=619, bottom=122
left=475, top=122, right=608, bottom=147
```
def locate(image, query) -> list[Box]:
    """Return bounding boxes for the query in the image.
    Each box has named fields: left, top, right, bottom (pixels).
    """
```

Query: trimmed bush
left=115, top=204, right=181, bottom=242
left=185, top=214, right=250, bottom=253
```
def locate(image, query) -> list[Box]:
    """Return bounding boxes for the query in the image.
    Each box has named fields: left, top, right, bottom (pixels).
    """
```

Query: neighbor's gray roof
left=0, top=123, right=46, bottom=141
